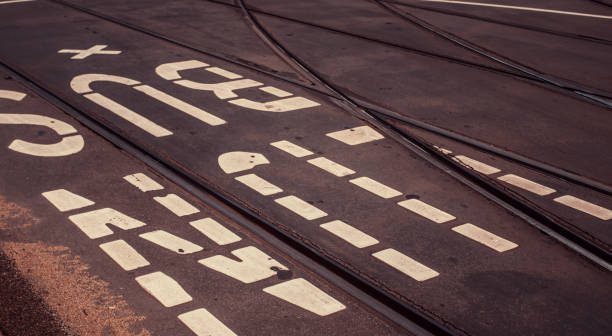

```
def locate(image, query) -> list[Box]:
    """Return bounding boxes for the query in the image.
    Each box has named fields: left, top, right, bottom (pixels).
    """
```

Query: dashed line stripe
left=263, top=278, right=346, bottom=316
left=326, top=126, right=384, bottom=145
left=42, top=189, right=95, bottom=212
left=554, top=195, right=612, bottom=220
left=154, top=193, right=200, bottom=216
left=397, top=199, right=456, bottom=223
left=349, top=177, right=402, bottom=199
left=140, top=230, right=203, bottom=254
left=135, top=271, right=192, bottom=307
left=99, top=239, right=150, bottom=271
left=178, top=309, right=237, bottom=336
left=453, top=155, right=501, bottom=175
left=270, top=140, right=314, bottom=157
left=123, top=173, right=164, bottom=192
left=452, top=223, right=518, bottom=252
left=274, top=195, right=328, bottom=220
left=320, top=220, right=379, bottom=248
left=307, top=157, right=356, bottom=177
left=235, top=173, right=283, bottom=196
left=190, top=218, right=242, bottom=246
left=498, top=174, right=556, bottom=196
left=372, top=249, right=439, bottom=281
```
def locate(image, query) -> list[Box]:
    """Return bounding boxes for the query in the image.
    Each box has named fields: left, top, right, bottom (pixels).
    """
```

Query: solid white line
left=452, top=223, right=518, bottom=252
left=235, top=173, right=283, bottom=196
left=99, top=239, right=150, bottom=271
left=372, top=248, right=439, bottom=281
left=307, top=157, right=356, bottom=177
left=263, top=278, right=346, bottom=316
left=397, top=199, right=456, bottom=223
left=554, top=195, right=612, bottom=220
left=178, top=309, right=237, bottom=336
left=123, top=173, right=164, bottom=192
left=190, top=218, right=242, bottom=245
left=326, top=126, right=384, bottom=145
left=349, top=177, right=402, bottom=199
left=0, top=0, right=35, bottom=5
left=453, top=155, right=501, bottom=175
left=275, top=195, right=328, bottom=220
left=418, top=0, right=612, bottom=20
left=135, top=271, right=192, bottom=307
left=140, top=230, right=203, bottom=254
left=42, top=189, right=95, bottom=212
left=320, top=220, right=379, bottom=248
left=270, top=140, right=314, bottom=157
left=498, top=174, right=556, bottom=196
left=153, top=194, right=200, bottom=216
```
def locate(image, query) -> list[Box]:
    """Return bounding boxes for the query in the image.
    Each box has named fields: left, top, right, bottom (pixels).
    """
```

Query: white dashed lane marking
left=154, top=193, right=200, bottom=217
left=320, top=220, right=379, bottom=248
left=270, top=140, right=314, bottom=157
left=99, top=239, right=150, bottom=271
left=453, top=155, right=501, bottom=175
left=42, top=189, right=95, bottom=212
left=199, top=246, right=288, bottom=283
left=140, top=230, right=203, bottom=254
left=69, top=207, right=146, bottom=239
left=397, top=199, right=456, bottom=224
left=190, top=218, right=242, bottom=246
left=498, top=174, right=556, bottom=196
left=263, top=278, right=346, bottom=316
left=452, top=223, right=518, bottom=252
left=178, top=309, right=237, bottom=336
left=123, top=173, right=164, bottom=192
left=307, top=157, right=356, bottom=177
left=235, top=174, right=283, bottom=196
left=274, top=195, right=328, bottom=220
left=135, top=271, right=193, bottom=307
left=326, top=126, right=384, bottom=146
left=372, top=249, right=439, bottom=281
left=554, top=195, right=612, bottom=220
left=349, top=177, right=402, bottom=199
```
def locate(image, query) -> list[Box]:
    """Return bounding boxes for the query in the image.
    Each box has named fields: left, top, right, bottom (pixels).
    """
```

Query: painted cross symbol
left=57, top=44, right=121, bottom=60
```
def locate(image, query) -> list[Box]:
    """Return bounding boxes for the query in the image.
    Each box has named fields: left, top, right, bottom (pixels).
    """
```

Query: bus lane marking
left=307, top=157, right=356, bottom=177
left=0, top=0, right=36, bottom=5
left=397, top=199, right=456, bottom=224
left=41, top=189, right=95, bottom=212
left=274, top=195, right=328, bottom=220
left=58, top=44, right=121, bottom=59
left=452, top=223, right=518, bottom=252
left=320, top=220, right=379, bottom=248
left=263, top=278, right=346, bottom=316
left=270, top=140, right=314, bottom=157
left=154, top=193, right=200, bottom=217
left=178, top=309, right=237, bottom=336
left=123, top=173, right=164, bottom=192
left=554, top=195, right=612, bottom=220
left=326, top=126, right=384, bottom=146
left=190, top=218, right=242, bottom=246
left=68, top=207, right=146, bottom=239
left=135, top=271, right=193, bottom=307
left=235, top=174, right=283, bottom=196
left=372, top=249, right=439, bottom=281
left=349, top=177, right=402, bottom=199
left=99, top=239, right=150, bottom=271
left=199, top=246, right=288, bottom=284
left=140, top=230, right=204, bottom=254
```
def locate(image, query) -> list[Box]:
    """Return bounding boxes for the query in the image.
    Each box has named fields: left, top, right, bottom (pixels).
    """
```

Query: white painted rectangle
left=275, top=195, right=327, bottom=220
left=135, top=271, right=192, bottom=307
left=139, top=230, right=203, bottom=254
left=349, top=177, right=402, bottom=199
left=307, top=157, right=355, bottom=177
left=260, top=86, right=292, bottom=97
left=326, top=126, right=384, bottom=145
left=320, top=220, right=378, bottom=248
left=270, top=140, right=314, bottom=157
left=42, top=189, right=94, bottom=212
left=123, top=173, right=164, bottom=192
left=498, top=174, right=556, bottom=196
left=154, top=194, right=200, bottom=217
left=554, top=195, right=612, bottom=220
left=453, top=155, right=501, bottom=175
left=372, top=249, right=439, bottom=281
left=206, top=67, right=242, bottom=79
left=178, top=308, right=237, bottom=336
left=99, top=239, right=150, bottom=271
left=263, top=278, right=346, bottom=316
left=397, top=199, right=456, bottom=223
left=235, top=174, right=283, bottom=195
left=452, top=223, right=518, bottom=252
left=190, top=218, right=241, bottom=245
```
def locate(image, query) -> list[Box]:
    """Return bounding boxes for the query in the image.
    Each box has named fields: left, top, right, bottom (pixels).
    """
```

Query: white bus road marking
left=0, top=89, right=26, bottom=101
left=178, top=309, right=237, bottom=336
left=498, top=174, right=556, bottom=196
left=453, top=155, right=501, bottom=175
left=42, top=189, right=94, bottom=212
left=260, top=86, right=292, bottom=98
left=274, top=195, right=328, bottom=220
left=174, top=78, right=263, bottom=100
left=307, top=157, right=356, bottom=177
left=58, top=45, right=121, bottom=59
left=123, top=173, right=164, bottom=192
left=8, top=135, right=84, bottom=157
left=554, top=195, right=612, bottom=220
left=139, top=230, right=203, bottom=254
left=326, top=126, right=384, bottom=146
left=0, top=114, right=77, bottom=135
left=229, top=96, right=320, bottom=113
left=199, top=246, right=288, bottom=283
left=452, top=223, right=518, bottom=252
left=99, top=239, right=150, bottom=271
left=135, top=271, right=192, bottom=307
left=190, top=218, right=242, bottom=246
left=270, top=140, right=314, bottom=157
left=433, top=145, right=452, bottom=155
left=68, top=208, right=146, bottom=239
left=153, top=194, right=200, bottom=217
left=205, top=67, right=242, bottom=80
left=263, top=278, right=346, bottom=316
left=349, top=177, right=402, bottom=199
left=418, top=0, right=612, bottom=20
left=235, top=174, right=283, bottom=196
left=218, top=151, right=270, bottom=174
left=397, top=199, right=456, bottom=224
left=0, top=0, right=35, bottom=5
left=372, top=249, right=439, bottom=281
left=320, top=220, right=379, bottom=248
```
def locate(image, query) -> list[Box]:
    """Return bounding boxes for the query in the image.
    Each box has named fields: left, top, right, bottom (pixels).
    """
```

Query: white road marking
left=123, top=173, right=164, bottom=192
left=397, top=199, right=456, bottom=223
left=178, top=309, right=237, bottom=336
left=41, top=189, right=95, bottom=212
left=70, top=73, right=140, bottom=94
left=83, top=93, right=173, bottom=137
left=0, top=0, right=35, bottom=4
left=175, top=78, right=263, bottom=100
left=235, top=174, right=283, bottom=195
left=372, top=249, right=439, bottom=281
left=433, top=145, right=452, bottom=155
left=190, top=218, right=242, bottom=245
left=229, top=96, right=320, bottom=113
left=153, top=194, right=200, bottom=217
left=498, top=174, right=556, bottom=196
left=58, top=45, right=121, bottom=59
left=453, top=155, right=501, bottom=175
left=135, top=271, right=192, bottom=307
left=263, top=278, right=346, bottom=316
left=320, top=220, right=379, bottom=248
left=68, top=208, right=146, bottom=239
left=270, top=140, right=314, bottom=157
left=326, top=126, right=384, bottom=145
left=274, top=195, right=328, bottom=220
left=554, top=195, right=612, bottom=220
left=0, top=113, right=78, bottom=135
left=260, top=86, right=292, bottom=98
left=139, top=230, right=203, bottom=254
left=418, top=0, right=612, bottom=20
left=206, top=67, right=242, bottom=80
left=8, top=135, right=84, bottom=157
left=199, top=246, right=288, bottom=283
left=452, top=223, right=518, bottom=252
left=133, top=85, right=226, bottom=126
left=218, top=151, right=270, bottom=174
left=307, top=157, right=356, bottom=177
left=99, top=239, right=150, bottom=271
left=349, top=177, right=402, bottom=199
left=155, top=60, right=210, bottom=81
left=0, top=89, right=26, bottom=101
